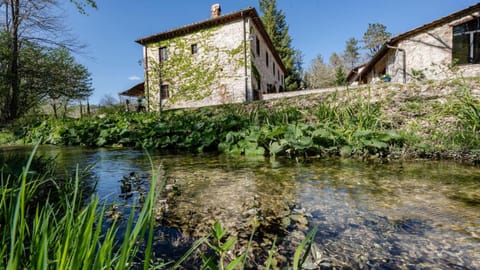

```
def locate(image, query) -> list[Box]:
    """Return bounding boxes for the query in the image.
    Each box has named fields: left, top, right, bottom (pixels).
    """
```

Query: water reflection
left=1, top=146, right=479, bottom=269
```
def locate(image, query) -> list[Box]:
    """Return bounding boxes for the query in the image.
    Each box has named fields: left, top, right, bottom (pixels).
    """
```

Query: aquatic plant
left=170, top=220, right=318, bottom=270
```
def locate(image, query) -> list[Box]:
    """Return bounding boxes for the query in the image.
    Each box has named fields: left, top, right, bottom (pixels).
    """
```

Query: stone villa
left=126, top=4, right=286, bottom=111
left=347, top=3, right=480, bottom=84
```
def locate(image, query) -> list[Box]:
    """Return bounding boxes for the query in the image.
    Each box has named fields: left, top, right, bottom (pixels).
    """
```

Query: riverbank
left=1, top=77, right=479, bottom=165
left=259, top=77, right=480, bottom=164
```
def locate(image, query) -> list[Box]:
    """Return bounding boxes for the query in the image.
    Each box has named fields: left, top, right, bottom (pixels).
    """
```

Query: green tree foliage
left=0, top=32, right=10, bottom=118
left=43, top=47, right=93, bottom=118
left=259, top=0, right=302, bottom=90
left=343, top=37, right=361, bottom=69
left=362, top=23, right=392, bottom=57
left=291, top=49, right=305, bottom=89
left=335, top=66, right=346, bottom=86
left=0, top=0, right=94, bottom=122
left=0, top=32, right=92, bottom=119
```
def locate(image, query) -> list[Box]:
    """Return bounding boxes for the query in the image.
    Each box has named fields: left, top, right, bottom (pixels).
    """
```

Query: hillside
left=259, top=77, right=480, bottom=163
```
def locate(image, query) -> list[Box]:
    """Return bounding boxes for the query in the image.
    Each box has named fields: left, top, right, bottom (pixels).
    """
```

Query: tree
left=304, top=54, right=335, bottom=89
left=0, top=0, right=95, bottom=122
left=259, top=0, right=302, bottom=90
left=343, top=37, right=361, bottom=69
left=0, top=31, right=10, bottom=117
left=0, top=38, right=92, bottom=118
left=43, top=47, right=93, bottom=118
left=334, top=66, right=346, bottom=86
left=362, top=23, right=391, bottom=57
left=328, top=52, right=346, bottom=86
left=69, top=0, right=97, bottom=15
left=329, top=53, right=344, bottom=70
left=289, top=49, right=304, bottom=89
left=99, top=94, right=118, bottom=107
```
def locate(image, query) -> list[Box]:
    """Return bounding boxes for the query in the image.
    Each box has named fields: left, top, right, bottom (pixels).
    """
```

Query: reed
left=0, top=144, right=162, bottom=270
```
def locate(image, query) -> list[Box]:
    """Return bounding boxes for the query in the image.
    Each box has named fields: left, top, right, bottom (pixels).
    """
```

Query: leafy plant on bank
left=13, top=98, right=409, bottom=159
left=219, top=122, right=406, bottom=158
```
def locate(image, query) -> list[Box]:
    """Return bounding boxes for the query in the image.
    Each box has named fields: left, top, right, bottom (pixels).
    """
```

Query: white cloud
left=128, top=76, right=141, bottom=81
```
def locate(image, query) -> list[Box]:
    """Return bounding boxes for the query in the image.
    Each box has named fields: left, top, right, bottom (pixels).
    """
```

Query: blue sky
left=62, top=0, right=479, bottom=104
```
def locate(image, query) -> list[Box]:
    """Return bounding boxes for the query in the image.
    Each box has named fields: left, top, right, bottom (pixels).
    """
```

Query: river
left=2, top=146, right=479, bottom=269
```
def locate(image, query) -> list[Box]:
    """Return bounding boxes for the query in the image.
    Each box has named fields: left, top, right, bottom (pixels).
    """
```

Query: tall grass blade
left=7, top=142, right=40, bottom=269
left=171, top=236, right=209, bottom=269
left=292, top=226, right=318, bottom=270
left=264, top=238, right=276, bottom=270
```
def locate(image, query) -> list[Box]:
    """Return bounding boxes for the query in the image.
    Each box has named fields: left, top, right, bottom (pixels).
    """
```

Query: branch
left=69, top=0, right=97, bottom=15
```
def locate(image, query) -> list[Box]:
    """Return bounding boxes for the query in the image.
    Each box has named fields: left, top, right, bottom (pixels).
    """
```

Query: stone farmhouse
left=129, top=4, right=286, bottom=111
left=347, top=3, right=480, bottom=84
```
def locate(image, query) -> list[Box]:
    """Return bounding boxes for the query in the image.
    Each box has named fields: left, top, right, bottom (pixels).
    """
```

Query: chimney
left=211, top=3, right=221, bottom=18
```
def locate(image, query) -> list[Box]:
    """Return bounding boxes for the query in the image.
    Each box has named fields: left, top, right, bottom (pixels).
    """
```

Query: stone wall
left=263, top=86, right=352, bottom=100
left=142, top=15, right=286, bottom=111
left=144, top=20, right=247, bottom=111
left=249, top=22, right=285, bottom=98
left=387, top=12, right=480, bottom=83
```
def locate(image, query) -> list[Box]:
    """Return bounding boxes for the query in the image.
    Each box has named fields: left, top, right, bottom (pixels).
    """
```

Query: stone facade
left=349, top=4, right=480, bottom=84
left=387, top=15, right=480, bottom=83
left=250, top=23, right=285, bottom=99
left=136, top=6, right=285, bottom=111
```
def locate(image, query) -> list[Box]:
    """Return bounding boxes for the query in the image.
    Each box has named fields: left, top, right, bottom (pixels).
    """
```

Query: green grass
left=0, top=144, right=163, bottom=269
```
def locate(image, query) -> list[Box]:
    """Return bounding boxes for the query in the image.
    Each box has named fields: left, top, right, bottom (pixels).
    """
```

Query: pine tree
left=362, top=23, right=391, bottom=57
left=259, top=0, right=302, bottom=90
left=343, top=37, right=361, bottom=69
left=335, top=66, right=346, bottom=86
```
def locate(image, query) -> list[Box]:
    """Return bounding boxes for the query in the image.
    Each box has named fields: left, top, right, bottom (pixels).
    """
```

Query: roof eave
left=355, top=45, right=390, bottom=81
left=135, top=7, right=287, bottom=74
left=249, top=15, right=287, bottom=73
left=135, top=7, right=256, bottom=45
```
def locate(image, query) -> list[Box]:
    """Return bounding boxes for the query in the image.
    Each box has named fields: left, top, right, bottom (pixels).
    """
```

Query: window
left=191, top=44, right=198, bottom=55
left=277, top=70, right=280, bottom=80
left=159, top=47, right=168, bottom=61
left=160, top=84, right=169, bottom=99
left=265, top=51, right=269, bottom=67
left=453, top=18, right=480, bottom=64
left=273, top=62, right=276, bottom=75
left=256, top=37, right=260, bottom=56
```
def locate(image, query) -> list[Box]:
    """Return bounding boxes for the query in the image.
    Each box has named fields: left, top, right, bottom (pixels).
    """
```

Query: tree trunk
left=79, top=101, right=83, bottom=117
left=52, top=102, right=58, bottom=119
left=7, top=0, right=20, bottom=121
left=62, top=100, right=68, bottom=118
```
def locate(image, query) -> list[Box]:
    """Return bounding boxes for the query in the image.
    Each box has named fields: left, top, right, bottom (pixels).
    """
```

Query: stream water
left=2, top=146, right=480, bottom=269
